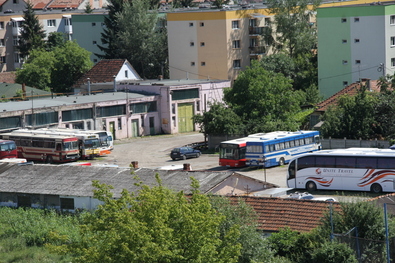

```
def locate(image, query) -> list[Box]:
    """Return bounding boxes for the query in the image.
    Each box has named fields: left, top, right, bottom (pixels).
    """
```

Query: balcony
left=249, top=26, right=264, bottom=35
left=249, top=46, right=266, bottom=55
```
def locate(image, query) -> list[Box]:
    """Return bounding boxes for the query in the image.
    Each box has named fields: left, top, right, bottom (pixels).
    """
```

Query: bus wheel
left=46, top=156, right=53, bottom=164
left=370, top=183, right=382, bottom=194
left=279, top=158, right=285, bottom=166
left=306, top=181, right=317, bottom=192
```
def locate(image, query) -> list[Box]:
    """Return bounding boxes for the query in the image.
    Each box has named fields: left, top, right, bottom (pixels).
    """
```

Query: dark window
left=62, top=109, right=92, bottom=121
left=297, top=156, right=315, bottom=170
left=96, top=105, right=125, bottom=117
left=316, top=156, right=336, bottom=167
left=171, top=88, right=199, bottom=100
left=60, top=198, right=74, bottom=210
left=356, top=157, right=377, bottom=169
left=335, top=157, right=355, bottom=168
left=130, top=101, right=157, bottom=114
left=377, top=158, right=395, bottom=169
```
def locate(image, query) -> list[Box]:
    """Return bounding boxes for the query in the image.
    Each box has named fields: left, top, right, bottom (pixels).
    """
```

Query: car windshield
left=172, top=148, right=180, bottom=152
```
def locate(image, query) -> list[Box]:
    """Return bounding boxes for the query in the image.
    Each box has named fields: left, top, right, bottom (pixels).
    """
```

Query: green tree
left=47, top=32, right=67, bottom=50
left=320, top=86, right=378, bottom=139
left=317, top=201, right=386, bottom=263
left=212, top=0, right=229, bottom=9
left=265, top=0, right=321, bottom=58
left=311, top=241, right=358, bottom=263
left=15, top=49, right=54, bottom=91
left=96, top=0, right=124, bottom=59
left=53, top=176, right=242, bottom=262
left=16, top=42, right=92, bottom=93
left=209, top=196, right=274, bottom=263
left=117, top=0, right=168, bottom=79
left=224, top=60, right=304, bottom=133
left=18, top=1, right=46, bottom=59
left=193, top=102, right=244, bottom=136
left=50, top=41, right=92, bottom=93
left=84, top=2, right=93, bottom=13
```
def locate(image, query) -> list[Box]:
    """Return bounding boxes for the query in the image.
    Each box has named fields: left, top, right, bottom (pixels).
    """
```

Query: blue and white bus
left=245, top=131, right=321, bottom=168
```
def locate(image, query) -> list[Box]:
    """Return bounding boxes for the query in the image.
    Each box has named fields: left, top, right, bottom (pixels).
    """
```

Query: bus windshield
left=63, top=141, right=78, bottom=151
left=84, top=139, right=100, bottom=149
left=0, top=142, right=16, bottom=151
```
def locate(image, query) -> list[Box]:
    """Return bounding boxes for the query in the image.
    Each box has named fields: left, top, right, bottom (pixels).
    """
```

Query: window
left=93, top=59, right=98, bottom=63
left=125, top=70, right=128, bottom=78
left=342, top=39, right=347, bottom=44
left=13, top=37, right=19, bottom=46
left=47, top=19, right=56, bottom=27
left=391, top=15, right=395, bottom=25
left=13, top=0, right=18, bottom=3
left=200, top=22, right=204, bottom=27
left=232, top=40, right=240, bottom=48
left=391, top=36, right=395, bottom=46
left=232, top=20, right=239, bottom=29
left=200, top=42, right=205, bottom=47
left=190, top=42, right=194, bottom=46
left=201, top=62, right=206, bottom=66
left=0, top=39, right=4, bottom=46
left=342, top=60, right=348, bottom=65
left=191, top=62, right=195, bottom=66
left=355, top=60, right=361, bottom=64
left=343, top=81, right=348, bottom=86
left=355, top=38, right=360, bottom=43
left=118, top=118, right=122, bottom=130
left=189, top=22, right=193, bottom=27
left=60, top=198, right=74, bottom=210
left=14, top=53, right=20, bottom=63
left=341, top=18, right=347, bottom=23
left=93, top=41, right=97, bottom=45
left=0, top=22, right=4, bottom=30
left=92, top=22, right=96, bottom=26
left=354, top=17, right=360, bottom=22
left=0, top=56, right=5, bottom=63
left=391, top=58, right=395, bottom=67
left=233, top=59, right=241, bottom=68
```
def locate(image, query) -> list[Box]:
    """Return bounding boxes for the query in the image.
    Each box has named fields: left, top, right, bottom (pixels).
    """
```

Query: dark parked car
left=170, top=147, right=201, bottom=160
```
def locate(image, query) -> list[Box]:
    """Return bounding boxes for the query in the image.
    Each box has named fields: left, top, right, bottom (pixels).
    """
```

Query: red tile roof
left=316, top=79, right=380, bottom=112
left=0, top=0, right=7, bottom=7
left=230, top=196, right=341, bottom=233
left=0, top=71, right=16, bottom=83
left=30, top=0, right=52, bottom=9
left=47, top=0, right=83, bottom=8
left=73, top=59, right=128, bottom=88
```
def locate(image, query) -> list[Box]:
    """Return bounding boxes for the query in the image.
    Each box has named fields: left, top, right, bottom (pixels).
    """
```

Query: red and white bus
left=219, top=137, right=254, bottom=167
left=0, top=140, right=17, bottom=159
left=0, top=132, right=80, bottom=163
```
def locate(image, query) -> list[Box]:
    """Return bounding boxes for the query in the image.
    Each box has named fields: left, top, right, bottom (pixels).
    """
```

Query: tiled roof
left=30, top=0, right=53, bottom=9
left=0, top=71, right=16, bottom=83
left=74, top=59, right=126, bottom=87
left=47, top=0, right=83, bottom=8
left=230, top=196, right=340, bottom=233
left=0, top=0, right=7, bottom=7
left=316, top=79, right=380, bottom=112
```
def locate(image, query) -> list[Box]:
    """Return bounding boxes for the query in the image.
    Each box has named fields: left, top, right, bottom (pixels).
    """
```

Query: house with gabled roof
left=73, top=59, right=141, bottom=94
left=310, top=78, right=380, bottom=129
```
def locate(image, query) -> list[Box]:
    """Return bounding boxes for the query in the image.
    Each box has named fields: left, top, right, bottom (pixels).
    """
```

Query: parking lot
left=90, top=132, right=288, bottom=188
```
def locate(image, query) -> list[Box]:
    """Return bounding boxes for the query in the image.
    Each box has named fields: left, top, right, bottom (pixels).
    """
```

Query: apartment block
left=317, top=3, right=395, bottom=98
left=167, top=6, right=272, bottom=82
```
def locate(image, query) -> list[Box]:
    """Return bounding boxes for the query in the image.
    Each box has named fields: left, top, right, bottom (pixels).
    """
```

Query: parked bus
left=0, top=140, right=17, bottom=159
left=219, top=137, right=257, bottom=167
left=47, top=128, right=113, bottom=156
left=0, top=132, right=80, bottom=163
left=287, top=148, right=395, bottom=193
left=37, top=129, right=101, bottom=159
left=245, top=131, right=321, bottom=168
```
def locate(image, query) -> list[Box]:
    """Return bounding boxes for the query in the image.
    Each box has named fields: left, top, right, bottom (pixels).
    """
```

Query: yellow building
left=167, top=6, right=271, bottom=82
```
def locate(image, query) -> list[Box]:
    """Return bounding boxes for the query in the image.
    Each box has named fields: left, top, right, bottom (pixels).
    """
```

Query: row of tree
left=0, top=175, right=391, bottom=262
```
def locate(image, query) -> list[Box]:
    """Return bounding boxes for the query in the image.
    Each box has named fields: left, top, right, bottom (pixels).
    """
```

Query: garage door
left=178, top=103, right=194, bottom=133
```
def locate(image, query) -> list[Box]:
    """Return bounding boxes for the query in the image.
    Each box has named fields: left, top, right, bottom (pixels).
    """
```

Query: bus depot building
left=0, top=79, right=229, bottom=139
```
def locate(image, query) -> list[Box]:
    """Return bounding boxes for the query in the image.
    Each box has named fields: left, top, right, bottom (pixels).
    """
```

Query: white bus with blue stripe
left=245, top=131, right=321, bottom=168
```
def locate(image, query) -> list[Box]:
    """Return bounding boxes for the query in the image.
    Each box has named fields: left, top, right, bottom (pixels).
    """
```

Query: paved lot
left=90, top=132, right=289, bottom=188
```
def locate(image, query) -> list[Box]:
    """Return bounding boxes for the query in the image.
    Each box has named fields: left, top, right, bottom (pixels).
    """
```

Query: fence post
left=344, top=137, right=347, bottom=148
left=360, top=138, right=362, bottom=147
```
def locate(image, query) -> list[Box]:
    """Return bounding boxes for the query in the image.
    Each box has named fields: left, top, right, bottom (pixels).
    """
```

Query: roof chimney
left=183, top=163, right=191, bottom=171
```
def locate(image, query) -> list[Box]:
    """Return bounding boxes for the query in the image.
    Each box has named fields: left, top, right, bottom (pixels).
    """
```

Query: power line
left=318, top=65, right=380, bottom=81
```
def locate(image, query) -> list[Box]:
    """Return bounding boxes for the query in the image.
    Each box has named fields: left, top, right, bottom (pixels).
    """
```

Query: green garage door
left=178, top=103, right=194, bottom=133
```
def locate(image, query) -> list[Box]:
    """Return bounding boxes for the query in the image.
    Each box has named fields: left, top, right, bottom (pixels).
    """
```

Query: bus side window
left=289, top=160, right=296, bottom=179
left=56, top=144, right=61, bottom=151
